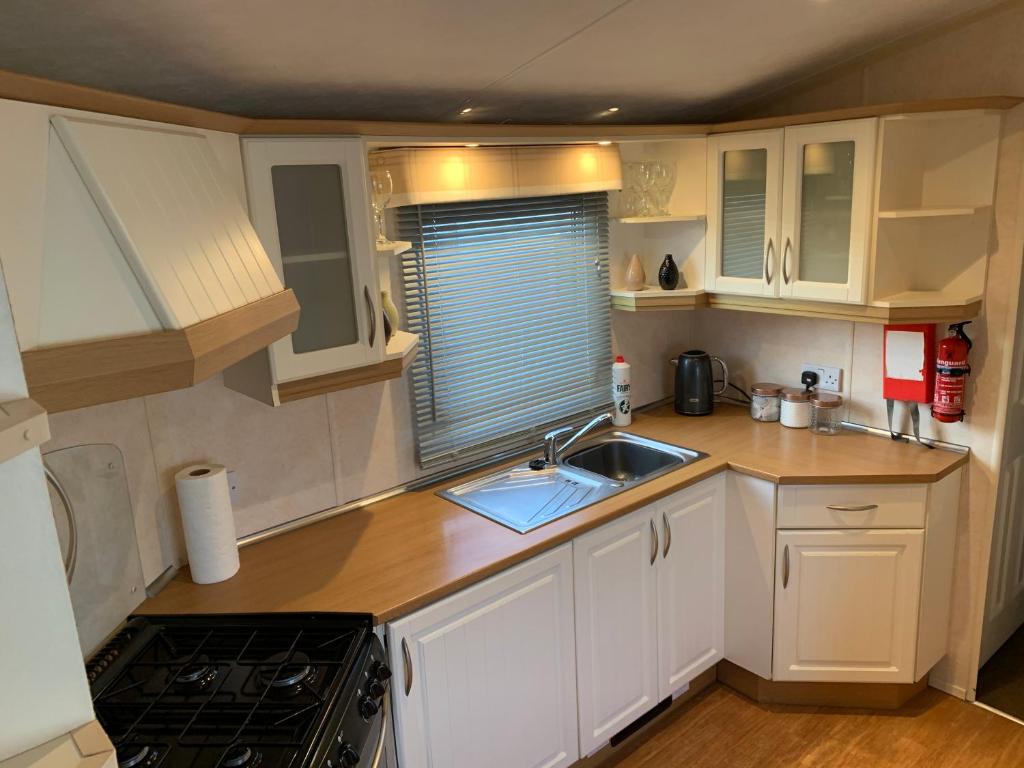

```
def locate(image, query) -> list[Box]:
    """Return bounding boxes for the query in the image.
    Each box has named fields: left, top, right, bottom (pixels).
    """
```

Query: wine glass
left=371, top=168, right=393, bottom=245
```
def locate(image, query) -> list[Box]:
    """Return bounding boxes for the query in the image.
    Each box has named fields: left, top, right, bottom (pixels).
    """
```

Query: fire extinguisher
left=932, top=321, right=972, bottom=423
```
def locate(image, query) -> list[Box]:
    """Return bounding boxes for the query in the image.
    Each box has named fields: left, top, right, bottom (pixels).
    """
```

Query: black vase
left=658, top=254, right=680, bottom=290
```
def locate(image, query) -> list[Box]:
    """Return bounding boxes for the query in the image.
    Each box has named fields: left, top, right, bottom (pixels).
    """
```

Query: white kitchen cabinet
left=573, top=505, right=660, bottom=756
left=242, top=137, right=381, bottom=383
left=707, top=119, right=876, bottom=305
left=779, top=119, right=877, bottom=303
left=656, top=475, right=725, bottom=699
left=705, top=130, right=783, bottom=297
left=772, top=528, right=924, bottom=683
left=573, top=476, right=724, bottom=755
left=387, top=544, right=578, bottom=768
left=723, top=472, right=776, bottom=680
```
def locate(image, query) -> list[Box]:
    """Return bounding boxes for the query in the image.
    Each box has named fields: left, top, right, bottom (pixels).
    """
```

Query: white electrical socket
left=801, top=363, right=842, bottom=393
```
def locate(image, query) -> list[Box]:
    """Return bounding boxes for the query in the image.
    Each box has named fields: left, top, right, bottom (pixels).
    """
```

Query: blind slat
left=400, top=192, right=612, bottom=468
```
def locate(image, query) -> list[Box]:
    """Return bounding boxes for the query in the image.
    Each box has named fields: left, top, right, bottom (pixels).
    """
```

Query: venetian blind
left=398, top=193, right=612, bottom=468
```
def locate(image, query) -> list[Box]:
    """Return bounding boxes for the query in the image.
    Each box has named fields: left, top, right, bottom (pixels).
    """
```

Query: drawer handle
left=826, top=504, right=879, bottom=512
left=401, top=637, right=413, bottom=696
left=662, top=511, right=672, bottom=558
left=650, top=519, right=659, bottom=566
left=782, top=545, right=790, bottom=589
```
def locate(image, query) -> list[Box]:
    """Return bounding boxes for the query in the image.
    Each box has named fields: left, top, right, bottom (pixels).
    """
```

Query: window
left=398, top=193, right=611, bottom=468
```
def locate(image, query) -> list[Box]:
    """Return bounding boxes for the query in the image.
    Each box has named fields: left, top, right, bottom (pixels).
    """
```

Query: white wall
left=0, top=262, right=94, bottom=761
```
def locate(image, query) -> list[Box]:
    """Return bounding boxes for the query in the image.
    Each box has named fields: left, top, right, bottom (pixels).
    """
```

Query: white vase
left=625, top=254, right=646, bottom=291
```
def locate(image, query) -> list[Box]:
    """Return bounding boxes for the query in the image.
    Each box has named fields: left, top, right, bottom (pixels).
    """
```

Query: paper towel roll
left=174, top=463, right=240, bottom=584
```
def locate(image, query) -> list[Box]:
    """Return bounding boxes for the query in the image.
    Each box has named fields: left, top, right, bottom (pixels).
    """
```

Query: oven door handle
left=370, top=694, right=389, bottom=768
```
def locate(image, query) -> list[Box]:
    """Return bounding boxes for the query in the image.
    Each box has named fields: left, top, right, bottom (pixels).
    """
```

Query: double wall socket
left=801, top=363, right=842, bottom=393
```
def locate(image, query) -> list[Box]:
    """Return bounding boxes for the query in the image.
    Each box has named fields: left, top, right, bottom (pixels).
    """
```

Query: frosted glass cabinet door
left=244, top=138, right=380, bottom=382
left=779, top=119, right=877, bottom=304
left=705, top=130, right=783, bottom=296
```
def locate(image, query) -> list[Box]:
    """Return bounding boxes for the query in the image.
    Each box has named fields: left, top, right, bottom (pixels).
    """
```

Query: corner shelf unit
left=612, top=214, right=706, bottom=224
left=611, top=287, right=706, bottom=311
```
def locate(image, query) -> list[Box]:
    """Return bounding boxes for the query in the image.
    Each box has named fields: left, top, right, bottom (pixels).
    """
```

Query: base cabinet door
left=573, top=507, right=659, bottom=756
left=773, top=528, right=924, bottom=683
left=656, top=476, right=725, bottom=699
left=387, top=545, right=578, bottom=768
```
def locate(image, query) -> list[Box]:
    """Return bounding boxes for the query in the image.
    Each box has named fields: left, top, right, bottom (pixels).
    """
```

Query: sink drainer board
left=439, top=432, right=706, bottom=534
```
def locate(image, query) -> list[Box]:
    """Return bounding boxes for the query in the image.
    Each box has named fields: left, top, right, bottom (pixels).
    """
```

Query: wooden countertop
left=138, top=405, right=966, bottom=624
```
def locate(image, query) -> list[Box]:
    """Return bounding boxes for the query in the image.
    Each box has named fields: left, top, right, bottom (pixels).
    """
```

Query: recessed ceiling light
left=466, top=143, right=480, bottom=147
left=597, top=141, right=612, bottom=146
left=460, top=107, right=473, bottom=115
left=607, top=107, right=620, bottom=113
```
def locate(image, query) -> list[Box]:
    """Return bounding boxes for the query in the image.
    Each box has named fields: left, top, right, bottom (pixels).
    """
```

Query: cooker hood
left=20, top=116, right=299, bottom=412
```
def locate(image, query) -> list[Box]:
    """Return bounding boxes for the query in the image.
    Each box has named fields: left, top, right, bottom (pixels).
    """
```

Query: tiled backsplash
left=44, top=311, right=693, bottom=584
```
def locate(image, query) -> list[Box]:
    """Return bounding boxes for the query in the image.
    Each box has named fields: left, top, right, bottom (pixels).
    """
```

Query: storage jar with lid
left=780, top=388, right=812, bottom=429
left=750, top=383, right=783, bottom=422
left=810, top=392, right=844, bottom=435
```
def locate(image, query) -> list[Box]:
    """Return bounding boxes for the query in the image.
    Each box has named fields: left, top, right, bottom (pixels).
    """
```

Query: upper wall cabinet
left=706, top=119, right=877, bottom=305
left=704, top=130, right=783, bottom=297
left=225, top=138, right=417, bottom=406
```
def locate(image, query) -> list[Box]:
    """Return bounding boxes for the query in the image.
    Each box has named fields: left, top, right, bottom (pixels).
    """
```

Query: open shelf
left=877, top=206, right=987, bottom=220
left=613, top=214, right=706, bottom=224
left=611, top=287, right=706, bottom=312
left=376, top=240, right=413, bottom=256
left=384, top=330, right=419, bottom=361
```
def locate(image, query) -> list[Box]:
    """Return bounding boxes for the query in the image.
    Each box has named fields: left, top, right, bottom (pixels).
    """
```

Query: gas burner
left=117, top=744, right=156, bottom=768
left=172, top=658, right=217, bottom=692
left=221, top=746, right=260, bottom=768
left=257, top=651, right=317, bottom=695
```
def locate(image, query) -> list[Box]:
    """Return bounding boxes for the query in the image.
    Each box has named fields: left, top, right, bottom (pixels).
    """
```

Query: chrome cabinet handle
left=364, top=285, right=377, bottom=348
left=782, top=237, right=792, bottom=285
left=782, top=545, right=790, bottom=589
left=401, top=637, right=413, bottom=696
left=764, top=237, right=775, bottom=285
left=662, top=511, right=672, bottom=558
left=650, top=519, right=659, bottom=566
left=826, top=504, right=879, bottom=512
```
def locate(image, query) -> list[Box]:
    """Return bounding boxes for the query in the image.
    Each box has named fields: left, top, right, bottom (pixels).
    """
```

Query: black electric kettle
left=673, top=350, right=728, bottom=416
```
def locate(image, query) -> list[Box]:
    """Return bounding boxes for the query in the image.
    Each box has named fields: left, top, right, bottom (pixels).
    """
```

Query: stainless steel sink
left=562, top=432, right=702, bottom=483
left=438, top=432, right=705, bottom=534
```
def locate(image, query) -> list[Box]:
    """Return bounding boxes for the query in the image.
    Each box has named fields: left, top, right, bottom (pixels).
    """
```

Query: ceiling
left=0, top=0, right=999, bottom=123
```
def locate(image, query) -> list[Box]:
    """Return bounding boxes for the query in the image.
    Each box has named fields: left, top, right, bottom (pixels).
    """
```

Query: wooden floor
left=604, top=684, right=1024, bottom=768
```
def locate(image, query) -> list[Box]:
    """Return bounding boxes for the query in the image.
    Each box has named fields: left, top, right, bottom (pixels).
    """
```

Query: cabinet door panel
left=705, top=130, right=783, bottom=297
left=773, top=528, right=923, bottom=683
left=244, top=138, right=380, bottom=382
left=657, top=476, right=725, bottom=698
left=573, top=508, right=659, bottom=756
left=388, top=545, right=578, bottom=768
left=780, top=119, right=877, bottom=303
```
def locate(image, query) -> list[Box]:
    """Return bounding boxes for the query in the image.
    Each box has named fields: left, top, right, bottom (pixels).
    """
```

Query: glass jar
left=780, top=388, right=812, bottom=429
left=750, top=383, right=783, bottom=422
left=810, top=393, right=844, bottom=435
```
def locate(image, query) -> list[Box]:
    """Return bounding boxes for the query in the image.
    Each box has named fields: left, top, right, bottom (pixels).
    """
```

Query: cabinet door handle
left=782, top=237, right=792, bottom=285
left=364, top=286, right=377, bottom=348
left=764, top=237, right=775, bottom=285
left=650, top=519, right=659, bottom=566
left=401, top=637, right=413, bottom=696
left=662, top=511, right=672, bottom=558
left=826, top=504, right=879, bottom=512
left=782, top=545, right=790, bottom=589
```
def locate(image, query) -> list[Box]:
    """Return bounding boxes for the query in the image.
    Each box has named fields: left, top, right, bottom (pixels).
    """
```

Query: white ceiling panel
left=0, top=0, right=999, bottom=122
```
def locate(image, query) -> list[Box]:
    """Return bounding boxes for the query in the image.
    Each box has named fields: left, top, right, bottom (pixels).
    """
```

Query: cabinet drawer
left=777, top=484, right=927, bottom=529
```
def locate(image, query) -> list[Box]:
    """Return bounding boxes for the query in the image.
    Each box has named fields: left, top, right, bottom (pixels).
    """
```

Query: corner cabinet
left=225, top=138, right=417, bottom=405
left=706, top=119, right=877, bottom=305
left=574, top=475, right=724, bottom=755
left=387, top=544, right=579, bottom=768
